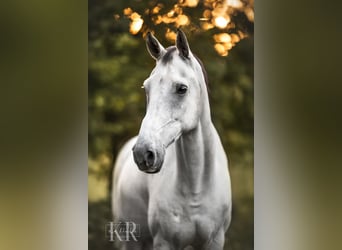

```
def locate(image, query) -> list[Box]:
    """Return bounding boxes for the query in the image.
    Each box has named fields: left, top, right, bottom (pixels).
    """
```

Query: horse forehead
left=153, top=60, right=189, bottom=79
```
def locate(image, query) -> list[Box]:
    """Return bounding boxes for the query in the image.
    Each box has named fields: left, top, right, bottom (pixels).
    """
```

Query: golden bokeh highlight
left=231, top=33, right=240, bottom=43
left=203, top=9, right=211, bottom=19
left=214, top=33, right=231, bottom=43
left=228, top=0, right=243, bottom=8
left=130, top=13, right=144, bottom=35
left=213, top=32, right=243, bottom=56
left=180, top=0, right=199, bottom=8
left=201, top=22, right=214, bottom=30
left=214, top=43, right=228, bottom=56
left=214, top=16, right=230, bottom=29
left=176, top=14, right=190, bottom=27
left=167, top=10, right=175, bottom=17
left=245, top=7, right=254, bottom=22
left=123, top=7, right=132, bottom=16
left=152, top=4, right=163, bottom=14
left=119, top=0, right=253, bottom=56
left=123, top=9, right=144, bottom=35
left=165, top=29, right=177, bottom=42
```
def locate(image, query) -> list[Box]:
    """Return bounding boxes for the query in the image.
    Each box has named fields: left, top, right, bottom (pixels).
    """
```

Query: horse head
left=133, top=29, right=207, bottom=173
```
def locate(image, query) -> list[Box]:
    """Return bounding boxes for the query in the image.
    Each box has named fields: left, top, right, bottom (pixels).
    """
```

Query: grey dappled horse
left=112, top=30, right=231, bottom=250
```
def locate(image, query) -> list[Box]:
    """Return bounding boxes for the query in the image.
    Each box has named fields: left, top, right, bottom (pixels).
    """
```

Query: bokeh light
left=181, top=0, right=199, bottom=8
left=165, top=29, right=177, bottom=41
left=214, top=16, right=230, bottom=29
left=120, top=0, right=253, bottom=56
left=129, top=12, right=144, bottom=35
left=228, top=0, right=243, bottom=8
left=91, top=1, right=254, bottom=249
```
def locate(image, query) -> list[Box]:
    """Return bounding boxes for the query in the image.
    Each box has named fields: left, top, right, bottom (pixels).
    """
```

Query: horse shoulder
left=211, top=128, right=232, bottom=230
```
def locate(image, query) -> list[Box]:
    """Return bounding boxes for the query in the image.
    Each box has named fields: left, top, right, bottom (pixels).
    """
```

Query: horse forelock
left=161, top=46, right=177, bottom=64
left=160, top=46, right=209, bottom=90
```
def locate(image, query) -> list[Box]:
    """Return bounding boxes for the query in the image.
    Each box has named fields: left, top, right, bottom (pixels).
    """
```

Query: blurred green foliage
left=89, top=0, right=253, bottom=249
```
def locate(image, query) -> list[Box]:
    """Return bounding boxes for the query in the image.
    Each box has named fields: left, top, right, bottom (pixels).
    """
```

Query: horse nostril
left=145, top=150, right=155, bottom=167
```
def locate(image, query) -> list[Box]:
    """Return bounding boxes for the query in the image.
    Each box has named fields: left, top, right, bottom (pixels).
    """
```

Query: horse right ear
left=146, top=32, right=165, bottom=60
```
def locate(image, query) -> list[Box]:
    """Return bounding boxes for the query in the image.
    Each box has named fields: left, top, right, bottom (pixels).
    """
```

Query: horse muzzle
left=133, top=118, right=181, bottom=174
left=132, top=140, right=165, bottom=174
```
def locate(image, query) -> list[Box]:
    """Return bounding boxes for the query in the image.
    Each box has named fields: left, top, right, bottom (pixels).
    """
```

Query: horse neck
left=175, top=88, right=215, bottom=196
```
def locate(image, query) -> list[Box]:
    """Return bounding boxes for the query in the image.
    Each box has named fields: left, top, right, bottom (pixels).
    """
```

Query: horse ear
left=176, top=29, right=190, bottom=59
left=146, top=32, right=165, bottom=60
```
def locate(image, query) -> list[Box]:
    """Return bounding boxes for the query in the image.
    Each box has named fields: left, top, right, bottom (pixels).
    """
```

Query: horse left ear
left=146, top=32, right=165, bottom=60
left=176, top=29, right=190, bottom=59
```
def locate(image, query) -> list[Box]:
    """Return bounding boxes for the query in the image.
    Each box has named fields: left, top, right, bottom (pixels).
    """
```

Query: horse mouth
left=144, top=158, right=163, bottom=174
left=143, top=167, right=161, bottom=174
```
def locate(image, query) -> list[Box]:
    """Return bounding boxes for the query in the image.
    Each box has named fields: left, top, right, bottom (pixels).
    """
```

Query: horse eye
left=176, top=84, right=188, bottom=95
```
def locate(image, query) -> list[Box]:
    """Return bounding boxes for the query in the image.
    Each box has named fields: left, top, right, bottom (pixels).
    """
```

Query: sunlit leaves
left=176, top=14, right=190, bottom=26
left=180, top=0, right=200, bottom=8
left=123, top=8, right=144, bottom=34
left=214, top=16, right=230, bottom=29
left=228, top=0, right=243, bottom=8
left=89, top=2, right=254, bottom=246
left=213, top=32, right=243, bottom=56
left=119, top=0, right=254, bottom=56
left=165, top=28, right=177, bottom=41
left=244, top=7, right=254, bottom=22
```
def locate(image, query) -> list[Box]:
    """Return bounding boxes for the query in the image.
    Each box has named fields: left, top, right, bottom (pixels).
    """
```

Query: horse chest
left=149, top=194, right=221, bottom=246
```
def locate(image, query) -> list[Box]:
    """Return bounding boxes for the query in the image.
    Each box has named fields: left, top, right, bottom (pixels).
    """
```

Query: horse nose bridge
left=134, top=119, right=164, bottom=159
left=134, top=132, right=157, bottom=155
left=140, top=111, right=167, bottom=136
left=145, top=95, right=169, bottom=122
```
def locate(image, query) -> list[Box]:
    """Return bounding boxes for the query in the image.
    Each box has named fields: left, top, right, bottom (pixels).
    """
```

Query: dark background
left=88, top=0, right=253, bottom=249
left=0, top=0, right=341, bottom=250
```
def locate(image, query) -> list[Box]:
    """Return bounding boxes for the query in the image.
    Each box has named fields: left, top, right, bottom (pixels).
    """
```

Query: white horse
left=112, top=29, right=231, bottom=250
